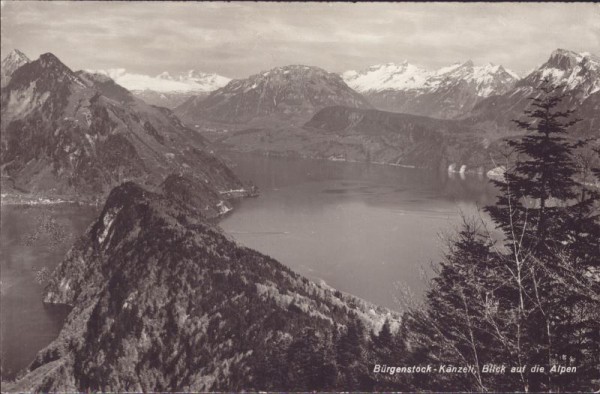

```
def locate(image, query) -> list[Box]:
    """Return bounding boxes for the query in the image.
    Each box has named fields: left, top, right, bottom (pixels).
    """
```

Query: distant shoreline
left=0, top=193, right=100, bottom=207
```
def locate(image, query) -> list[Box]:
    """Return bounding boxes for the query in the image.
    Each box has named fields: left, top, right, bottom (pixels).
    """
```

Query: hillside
left=0, top=52, right=248, bottom=212
left=3, top=182, right=401, bottom=392
left=175, top=65, right=372, bottom=128
left=217, top=106, right=491, bottom=172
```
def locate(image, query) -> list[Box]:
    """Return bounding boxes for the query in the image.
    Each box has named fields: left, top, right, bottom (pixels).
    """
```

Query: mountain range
left=202, top=49, right=599, bottom=172
left=90, top=69, right=231, bottom=109
left=0, top=50, right=249, bottom=215
left=343, top=60, right=519, bottom=119
left=2, top=47, right=597, bottom=191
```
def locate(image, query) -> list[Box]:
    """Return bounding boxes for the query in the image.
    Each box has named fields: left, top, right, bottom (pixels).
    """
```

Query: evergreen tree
left=406, top=80, right=600, bottom=392
left=486, top=82, right=577, bottom=250
left=336, top=317, right=374, bottom=391
left=483, top=79, right=600, bottom=391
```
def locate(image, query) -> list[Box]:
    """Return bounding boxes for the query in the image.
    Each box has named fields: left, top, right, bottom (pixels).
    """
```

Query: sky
left=2, top=1, right=599, bottom=79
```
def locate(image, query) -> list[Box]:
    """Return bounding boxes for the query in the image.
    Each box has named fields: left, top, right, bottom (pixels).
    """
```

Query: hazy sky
left=2, top=1, right=599, bottom=78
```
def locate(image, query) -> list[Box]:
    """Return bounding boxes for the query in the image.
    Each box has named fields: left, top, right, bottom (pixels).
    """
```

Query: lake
left=0, top=204, right=99, bottom=380
left=0, top=153, right=497, bottom=379
left=220, top=153, right=498, bottom=310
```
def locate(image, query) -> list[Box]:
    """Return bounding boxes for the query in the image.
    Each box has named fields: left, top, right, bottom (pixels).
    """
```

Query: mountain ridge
left=342, top=59, right=519, bottom=118
left=216, top=106, right=491, bottom=173
left=4, top=181, right=400, bottom=391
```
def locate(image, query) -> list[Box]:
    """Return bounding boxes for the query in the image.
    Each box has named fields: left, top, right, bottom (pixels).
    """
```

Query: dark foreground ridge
left=3, top=182, right=400, bottom=392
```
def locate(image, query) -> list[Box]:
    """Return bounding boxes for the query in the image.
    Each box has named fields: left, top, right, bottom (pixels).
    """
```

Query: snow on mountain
left=343, top=60, right=519, bottom=98
left=521, top=49, right=600, bottom=99
left=88, top=68, right=231, bottom=93
left=342, top=60, right=519, bottom=119
left=341, top=62, right=431, bottom=92
left=468, top=49, right=600, bottom=136
left=1, top=49, right=30, bottom=87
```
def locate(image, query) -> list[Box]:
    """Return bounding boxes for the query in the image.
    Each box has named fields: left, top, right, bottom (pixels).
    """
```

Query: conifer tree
left=483, top=79, right=599, bottom=391
left=405, top=79, right=600, bottom=392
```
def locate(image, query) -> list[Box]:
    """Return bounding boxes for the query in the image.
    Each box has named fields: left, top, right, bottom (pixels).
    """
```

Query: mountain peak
left=35, top=52, right=76, bottom=77
left=544, top=49, right=600, bottom=71
left=38, top=52, right=58, bottom=60
left=4, top=48, right=30, bottom=63
left=546, top=48, right=583, bottom=70
left=516, top=48, right=600, bottom=99
left=551, top=48, right=579, bottom=57
left=268, top=64, right=329, bottom=75
left=1, top=49, right=31, bottom=86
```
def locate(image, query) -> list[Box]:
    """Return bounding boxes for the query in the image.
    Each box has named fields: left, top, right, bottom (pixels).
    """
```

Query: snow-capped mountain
left=517, top=49, right=600, bottom=99
left=342, top=60, right=519, bottom=119
left=1, top=49, right=30, bottom=87
left=175, top=64, right=372, bottom=127
left=468, top=49, right=600, bottom=136
left=89, top=69, right=231, bottom=108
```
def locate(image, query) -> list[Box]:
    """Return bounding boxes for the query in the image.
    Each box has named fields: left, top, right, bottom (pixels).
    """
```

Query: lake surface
left=220, top=153, right=498, bottom=310
left=0, top=204, right=98, bottom=380
left=0, top=153, right=497, bottom=379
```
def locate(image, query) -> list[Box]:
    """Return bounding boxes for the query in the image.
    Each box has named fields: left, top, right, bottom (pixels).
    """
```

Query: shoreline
left=0, top=193, right=101, bottom=207
left=220, top=148, right=494, bottom=178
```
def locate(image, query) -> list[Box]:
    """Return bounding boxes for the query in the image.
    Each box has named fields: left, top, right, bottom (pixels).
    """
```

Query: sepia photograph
left=0, top=1, right=598, bottom=392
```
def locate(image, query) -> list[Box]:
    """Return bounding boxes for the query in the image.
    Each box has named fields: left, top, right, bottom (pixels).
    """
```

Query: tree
left=486, top=80, right=582, bottom=253
left=483, top=80, right=600, bottom=391
left=403, top=220, right=513, bottom=392
left=405, top=80, right=600, bottom=392
left=336, top=317, right=374, bottom=391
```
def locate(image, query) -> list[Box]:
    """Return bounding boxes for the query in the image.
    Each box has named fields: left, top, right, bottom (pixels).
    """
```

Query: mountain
left=217, top=50, right=596, bottom=171
left=174, top=65, right=372, bottom=128
left=467, top=49, right=600, bottom=135
left=343, top=61, right=519, bottom=119
left=1, top=49, right=30, bottom=87
left=217, top=106, right=490, bottom=173
left=4, top=182, right=400, bottom=391
left=0, top=52, right=248, bottom=212
left=90, top=69, right=231, bottom=109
